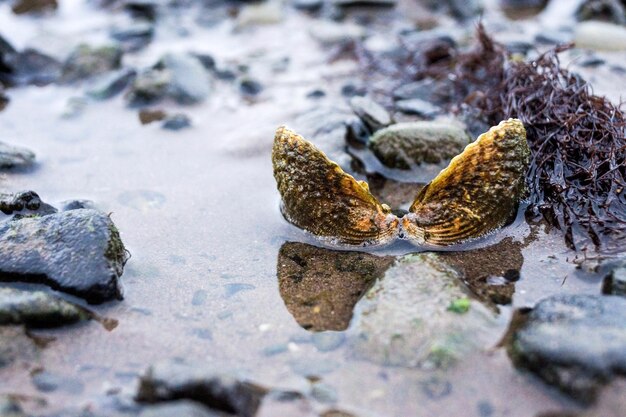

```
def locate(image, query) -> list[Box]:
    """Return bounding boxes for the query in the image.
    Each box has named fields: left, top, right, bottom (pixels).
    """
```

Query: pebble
left=575, top=21, right=626, bottom=51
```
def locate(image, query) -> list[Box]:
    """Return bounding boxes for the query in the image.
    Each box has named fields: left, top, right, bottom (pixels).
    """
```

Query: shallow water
left=0, top=1, right=621, bottom=416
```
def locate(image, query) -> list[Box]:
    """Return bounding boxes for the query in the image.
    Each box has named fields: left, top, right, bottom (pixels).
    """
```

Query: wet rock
left=603, top=265, right=626, bottom=296
left=0, top=326, right=39, bottom=368
left=508, top=294, right=626, bottom=402
left=0, top=209, right=127, bottom=304
left=136, top=359, right=267, bottom=417
left=86, top=68, right=137, bottom=100
left=308, top=21, right=366, bottom=46
left=420, top=0, right=482, bottom=20
left=0, top=91, right=8, bottom=112
left=368, top=121, right=471, bottom=170
left=126, top=69, right=170, bottom=106
left=11, top=0, right=57, bottom=15
left=392, top=78, right=451, bottom=104
left=500, top=0, right=548, bottom=19
left=61, top=44, right=123, bottom=83
left=138, top=400, right=223, bottom=417
left=0, top=191, right=55, bottom=215
left=162, top=114, right=191, bottom=130
left=237, top=1, right=284, bottom=27
left=535, top=29, right=573, bottom=45
left=158, top=53, right=212, bottom=104
left=311, top=382, right=337, bottom=404
left=340, top=83, right=366, bottom=98
left=0, top=142, right=35, bottom=170
left=124, top=0, right=160, bottom=21
left=238, top=77, right=263, bottom=96
left=277, top=242, right=395, bottom=331
left=0, top=287, right=91, bottom=328
left=111, top=21, right=155, bottom=52
left=349, top=96, right=392, bottom=133
left=139, top=109, right=167, bottom=125
left=394, top=98, right=441, bottom=118
left=292, top=0, right=324, bottom=11
left=576, top=0, right=626, bottom=25
left=575, top=21, right=626, bottom=50
left=0, top=49, right=61, bottom=86
left=351, top=253, right=497, bottom=368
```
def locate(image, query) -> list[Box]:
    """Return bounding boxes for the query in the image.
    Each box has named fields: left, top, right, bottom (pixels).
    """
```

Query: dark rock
left=368, top=121, right=471, bottom=170
left=292, top=0, right=323, bottom=11
left=193, top=54, right=216, bottom=71
left=500, top=0, right=548, bottom=19
left=11, top=0, right=57, bottom=15
left=87, top=68, right=136, bottom=100
left=124, top=0, right=159, bottom=21
left=0, top=91, right=8, bottom=112
left=508, top=294, right=626, bottom=402
left=349, top=96, right=392, bottom=133
left=0, top=49, right=61, bottom=86
left=238, top=77, right=263, bottom=96
left=0, top=191, right=55, bottom=215
left=126, top=69, right=170, bottom=106
left=306, top=89, right=325, bottom=99
left=138, top=400, right=223, bottom=417
left=0, top=34, right=16, bottom=55
left=576, top=0, right=626, bottom=25
left=136, top=359, right=267, bottom=417
left=110, top=21, right=155, bottom=52
left=392, top=78, right=451, bottom=104
left=0, top=287, right=92, bottom=328
left=340, top=83, right=365, bottom=97
left=139, top=109, right=167, bottom=125
left=0, top=326, right=39, bottom=368
left=333, top=0, right=396, bottom=7
left=603, top=265, right=626, bottom=296
left=0, top=209, right=128, bottom=304
left=504, top=40, right=534, bottom=56
left=579, top=55, right=606, bottom=67
left=420, top=0, right=483, bottom=20
left=312, top=332, right=345, bottom=352
left=59, top=199, right=97, bottom=211
left=277, top=242, right=394, bottom=331
left=535, top=30, right=573, bottom=45
left=345, top=118, right=369, bottom=145
left=394, top=98, right=441, bottom=118
left=158, top=53, right=212, bottom=104
left=0, top=143, right=35, bottom=170
left=162, top=114, right=191, bottom=130
left=61, top=44, right=123, bottom=83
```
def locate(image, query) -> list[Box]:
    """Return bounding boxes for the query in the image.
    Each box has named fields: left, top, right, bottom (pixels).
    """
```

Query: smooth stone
left=575, top=21, right=626, bottom=51
left=603, top=265, right=626, bottom=296
left=136, top=359, right=267, bottom=417
left=126, top=69, right=171, bottom=106
left=159, top=53, right=212, bottom=104
left=237, top=1, right=284, bottom=27
left=535, top=29, right=573, bottom=45
left=0, top=287, right=91, bottom=328
left=138, top=401, right=223, bottom=417
left=31, top=371, right=84, bottom=394
left=308, top=21, right=366, bottom=46
left=420, top=0, right=483, bottom=20
left=61, top=44, right=123, bottom=83
left=392, top=78, right=451, bottom=104
left=0, top=49, right=61, bottom=86
left=350, top=253, right=498, bottom=368
left=59, top=199, right=97, bottom=211
left=576, top=0, right=626, bottom=25
left=0, top=191, right=56, bottom=216
left=368, top=121, right=471, bottom=170
left=162, top=114, right=191, bottom=130
left=311, top=382, right=338, bottom=404
left=110, top=21, right=154, bottom=52
left=0, top=209, right=127, bottom=304
left=0, top=142, right=35, bottom=170
left=124, top=0, right=160, bottom=21
left=0, top=326, right=39, bottom=368
left=86, top=68, right=137, bottom=100
left=238, top=77, right=263, bottom=96
left=292, top=0, right=323, bottom=11
left=394, top=98, right=441, bottom=118
left=508, top=294, right=626, bottom=402
left=349, top=96, right=392, bottom=133
left=139, top=109, right=167, bottom=125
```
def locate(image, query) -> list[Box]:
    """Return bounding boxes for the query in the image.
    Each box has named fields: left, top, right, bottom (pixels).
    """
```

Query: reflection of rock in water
left=277, top=242, right=395, bottom=332
left=439, top=237, right=524, bottom=307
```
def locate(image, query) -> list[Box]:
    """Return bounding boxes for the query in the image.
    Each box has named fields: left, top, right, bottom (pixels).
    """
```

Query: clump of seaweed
left=362, top=25, right=626, bottom=255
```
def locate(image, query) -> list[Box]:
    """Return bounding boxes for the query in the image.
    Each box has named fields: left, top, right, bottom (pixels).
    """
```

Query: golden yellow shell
left=272, top=126, right=399, bottom=247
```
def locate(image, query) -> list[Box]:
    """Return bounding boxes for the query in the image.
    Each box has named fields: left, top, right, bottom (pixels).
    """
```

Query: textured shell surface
left=272, top=126, right=399, bottom=247
left=402, top=118, right=530, bottom=246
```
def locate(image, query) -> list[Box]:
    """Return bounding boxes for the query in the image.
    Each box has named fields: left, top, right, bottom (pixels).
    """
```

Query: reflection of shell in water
left=272, top=126, right=399, bottom=247
left=402, top=118, right=530, bottom=246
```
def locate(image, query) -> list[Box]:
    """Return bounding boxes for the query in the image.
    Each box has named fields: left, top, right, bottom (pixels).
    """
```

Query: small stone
left=110, top=21, right=155, bottom=52
left=308, top=21, right=366, bottom=46
left=504, top=40, right=534, bottom=56
left=292, top=0, right=323, bottom=11
left=0, top=326, right=39, bottom=369
left=420, top=0, right=482, bottom=20
left=136, top=359, right=267, bottom=417
left=124, top=0, right=160, bottom=22
left=0, top=191, right=55, bottom=215
left=237, top=1, right=284, bottom=27
left=576, top=0, right=626, bottom=25
left=535, top=29, right=573, bottom=45
left=508, top=294, right=626, bottom=402
left=393, top=78, right=450, bottom=103
left=61, top=44, right=123, bottom=83
left=349, top=96, right=392, bottom=133
left=0, top=395, right=27, bottom=417
left=238, top=77, right=263, bottom=96
left=306, top=89, right=325, bottom=99
left=340, top=83, right=365, bottom=98
left=312, top=332, right=345, bottom=352
left=126, top=69, right=171, bottom=106
left=575, top=21, right=626, bottom=51
left=603, top=265, right=626, bottom=296
left=0, top=287, right=92, bottom=328
left=11, top=0, right=57, bottom=15
left=138, top=401, right=223, bottom=417
left=500, top=0, right=548, bottom=19
left=369, top=121, right=471, bottom=170
left=0, top=209, right=128, bottom=304
left=311, top=382, right=338, bottom=404
left=31, top=370, right=84, bottom=394
left=1, top=49, right=61, bottom=86
left=139, top=109, right=167, bottom=125
left=86, top=68, right=137, bottom=100
left=394, top=98, right=441, bottom=118
left=193, top=53, right=216, bottom=71
left=159, top=53, right=212, bottom=104
left=162, top=114, right=191, bottom=130
left=0, top=142, right=35, bottom=170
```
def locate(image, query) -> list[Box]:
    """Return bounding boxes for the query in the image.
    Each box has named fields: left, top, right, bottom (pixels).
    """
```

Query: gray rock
left=59, top=199, right=97, bottom=211
left=0, top=191, right=56, bottom=215
left=350, top=253, right=497, bottom=368
left=138, top=401, right=223, bottom=417
left=162, top=114, right=191, bottom=130
left=86, top=68, right=137, bottom=100
left=136, top=359, right=267, bottom=417
left=368, top=121, right=471, bottom=170
left=0, top=287, right=91, bottom=328
left=0, top=209, right=127, bottom=304
left=508, top=294, right=626, bottom=402
left=308, top=21, right=366, bottom=46
left=576, top=0, right=626, bottom=25
left=603, top=265, right=626, bottom=296
left=392, top=78, right=451, bottom=104
left=292, top=0, right=323, bottom=11
left=0, top=326, right=39, bottom=368
left=420, top=0, right=483, bottom=20
left=159, top=53, right=212, bottom=104
left=126, top=68, right=171, bottom=106
left=111, top=21, right=154, bottom=52
left=31, top=370, right=84, bottom=394
left=394, top=98, right=441, bottom=118
left=0, top=142, right=35, bottom=170
left=500, top=0, right=548, bottom=18
left=0, top=49, right=61, bottom=86
left=349, top=96, right=392, bottom=133
left=61, top=44, right=123, bottom=83
left=311, top=382, right=338, bottom=404
left=575, top=21, right=626, bottom=51
left=238, top=77, right=263, bottom=96
left=535, top=29, right=573, bottom=45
